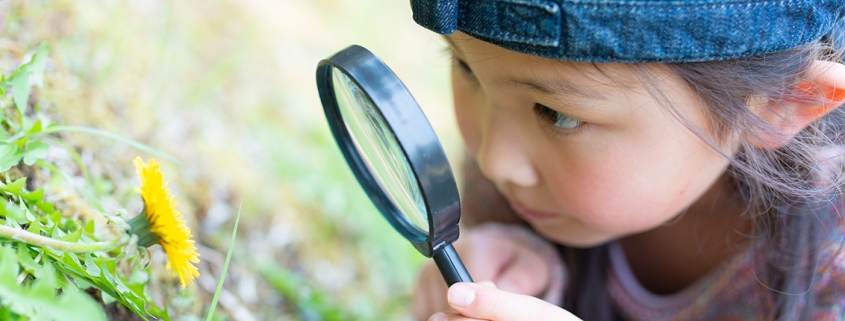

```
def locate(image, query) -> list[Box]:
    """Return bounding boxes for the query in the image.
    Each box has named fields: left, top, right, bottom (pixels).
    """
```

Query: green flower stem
left=0, top=225, right=126, bottom=253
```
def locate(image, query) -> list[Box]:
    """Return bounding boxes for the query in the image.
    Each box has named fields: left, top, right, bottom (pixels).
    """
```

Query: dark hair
left=562, top=33, right=845, bottom=320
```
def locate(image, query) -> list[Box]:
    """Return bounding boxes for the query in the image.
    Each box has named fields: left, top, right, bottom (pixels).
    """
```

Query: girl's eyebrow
left=496, top=76, right=608, bottom=101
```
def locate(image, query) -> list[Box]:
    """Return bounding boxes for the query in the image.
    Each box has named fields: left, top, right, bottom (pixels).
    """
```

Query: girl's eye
left=534, top=103, right=583, bottom=130
left=454, top=57, right=475, bottom=77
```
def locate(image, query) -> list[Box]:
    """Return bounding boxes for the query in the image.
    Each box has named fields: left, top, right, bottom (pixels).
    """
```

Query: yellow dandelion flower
left=128, top=157, right=200, bottom=288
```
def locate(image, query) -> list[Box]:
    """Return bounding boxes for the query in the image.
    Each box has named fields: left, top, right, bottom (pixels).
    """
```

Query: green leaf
left=21, top=189, right=43, bottom=203
left=83, top=220, right=94, bottom=234
left=83, top=255, right=100, bottom=277
left=50, top=251, right=165, bottom=321
left=27, top=44, right=50, bottom=89
left=23, top=207, right=35, bottom=223
left=0, top=154, right=22, bottom=172
left=0, top=245, right=107, bottom=321
left=22, top=141, right=48, bottom=166
left=24, top=218, right=39, bottom=234
left=60, top=228, right=82, bottom=243
left=25, top=119, right=41, bottom=134
left=0, top=199, right=26, bottom=224
left=58, top=253, right=88, bottom=277
left=0, top=144, right=16, bottom=158
left=101, top=291, right=116, bottom=305
left=34, top=201, right=56, bottom=218
left=0, top=178, right=26, bottom=195
left=15, top=245, right=41, bottom=278
left=8, top=71, right=29, bottom=115
left=5, top=43, right=50, bottom=116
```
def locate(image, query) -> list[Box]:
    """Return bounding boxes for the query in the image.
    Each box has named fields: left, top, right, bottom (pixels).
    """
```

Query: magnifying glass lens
left=332, top=68, right=429, bottom=235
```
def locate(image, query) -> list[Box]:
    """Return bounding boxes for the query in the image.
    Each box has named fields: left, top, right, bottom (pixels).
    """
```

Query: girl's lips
left=508, top=200, right=558, bottom=221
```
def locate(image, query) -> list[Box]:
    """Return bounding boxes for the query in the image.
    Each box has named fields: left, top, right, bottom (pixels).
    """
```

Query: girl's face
left=447, top=32, right=738, bottom=247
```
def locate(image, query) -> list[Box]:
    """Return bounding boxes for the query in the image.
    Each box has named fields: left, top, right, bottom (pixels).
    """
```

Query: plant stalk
left=0, top=225, right=126, bottom=253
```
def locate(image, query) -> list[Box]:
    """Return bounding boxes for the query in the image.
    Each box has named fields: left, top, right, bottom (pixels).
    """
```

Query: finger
left=495, top=250, right=549, bottom=295
left=428, top=312, right=485, bottom=321
left=447, top=283, right=582, bottom=321
left=477, top=280, right=497, bottom=288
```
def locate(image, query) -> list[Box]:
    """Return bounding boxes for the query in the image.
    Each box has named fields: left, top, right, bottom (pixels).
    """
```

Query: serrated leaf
left=0, top=178, right=26, bottom=195
left=83, top=255, right=100, bottom=277
left=101, top=290, right=116, bottom=304
left=49, top=253, right=159, bottom=321
left=21, top=189, right=43, bottom=203
left=0, top=246, right=18, bottom=283
left=25, top=218, right=39, bottom=234
left=15, top=245, right=41, bottom=278
left=0, top=199, right=26, bottom=224
left=60, top=228, right=82, bottom=243
left=58, top=253, right=88, bottom=277
left=23, top=207, right=34, bottom=222
left=113, top=271, right=130, bottom=294
left=30, top=262, right=57, bottom=295
left=0, top=245, right=106, bottom=321
left=83, top=220, right=94, bottom=234
left=69, top=274, right=93, bottom=289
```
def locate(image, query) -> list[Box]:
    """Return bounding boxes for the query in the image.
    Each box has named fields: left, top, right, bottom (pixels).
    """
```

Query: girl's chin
left=532, top=224, right=617, bottom=248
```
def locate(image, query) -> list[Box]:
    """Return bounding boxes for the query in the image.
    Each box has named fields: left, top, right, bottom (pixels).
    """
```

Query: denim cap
left=411, top=0, right=845, bottom=63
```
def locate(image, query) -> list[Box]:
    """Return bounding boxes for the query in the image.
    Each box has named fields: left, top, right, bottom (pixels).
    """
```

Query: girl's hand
left=428, top=282, right=582, bottom=321
left=412, top=223, right=565, bottom=321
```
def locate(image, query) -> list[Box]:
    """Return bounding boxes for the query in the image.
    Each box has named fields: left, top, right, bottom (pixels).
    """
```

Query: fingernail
left=448, top=283, right=476, bottom=307
left=428, top=312, right=447, bottom=321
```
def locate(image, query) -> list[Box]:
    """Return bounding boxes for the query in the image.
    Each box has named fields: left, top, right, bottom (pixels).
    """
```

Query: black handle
left=432, top=243, right=473, bottom=286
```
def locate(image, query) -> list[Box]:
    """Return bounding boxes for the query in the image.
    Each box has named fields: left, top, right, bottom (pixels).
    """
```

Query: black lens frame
left=316, top=45, right=462, bottom=258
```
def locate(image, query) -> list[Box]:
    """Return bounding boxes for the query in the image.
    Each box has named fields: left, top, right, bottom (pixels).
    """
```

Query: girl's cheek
left=451, top=71, right=482, bottom=157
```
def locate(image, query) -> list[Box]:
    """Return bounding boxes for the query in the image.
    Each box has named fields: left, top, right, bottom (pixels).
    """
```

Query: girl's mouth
left=507, top=199, right=558, bottom=221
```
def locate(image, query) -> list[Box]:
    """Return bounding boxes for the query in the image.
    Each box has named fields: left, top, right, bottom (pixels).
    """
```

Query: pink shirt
left=607, top=224, right=845, bottom=320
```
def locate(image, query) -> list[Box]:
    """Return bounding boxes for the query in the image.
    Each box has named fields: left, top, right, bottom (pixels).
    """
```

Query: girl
left=410, top=0, right=845, bottom=320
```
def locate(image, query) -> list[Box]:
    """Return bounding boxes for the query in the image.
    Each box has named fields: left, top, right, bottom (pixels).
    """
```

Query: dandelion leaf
left=0, top=246, right=106, bottom=321
left=0, top=199, right=27, bottom=224
left=0, top=178, right=26, bottom=195
left=60, top=228, right=83, bottom=243
left=21, top=188, right=44, bottom=203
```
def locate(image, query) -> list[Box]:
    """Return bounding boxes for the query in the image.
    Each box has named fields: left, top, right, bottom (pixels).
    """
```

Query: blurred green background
left=4, top=0, right=463, bottom=320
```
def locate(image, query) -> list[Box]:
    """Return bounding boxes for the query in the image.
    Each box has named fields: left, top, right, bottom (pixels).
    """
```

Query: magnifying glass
left=316, top=45, right=472, bottom=286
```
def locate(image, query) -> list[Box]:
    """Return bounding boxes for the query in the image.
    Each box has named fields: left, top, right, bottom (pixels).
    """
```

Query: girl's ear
left=752, top=60, right=845, bottom=149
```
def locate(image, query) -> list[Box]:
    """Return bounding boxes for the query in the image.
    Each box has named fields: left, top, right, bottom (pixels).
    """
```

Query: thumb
left=447, top=282, right=582, bottom=321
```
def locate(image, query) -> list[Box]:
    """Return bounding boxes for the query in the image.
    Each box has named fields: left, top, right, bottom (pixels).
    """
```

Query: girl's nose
left=475, top=114, right=539, bottom=188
